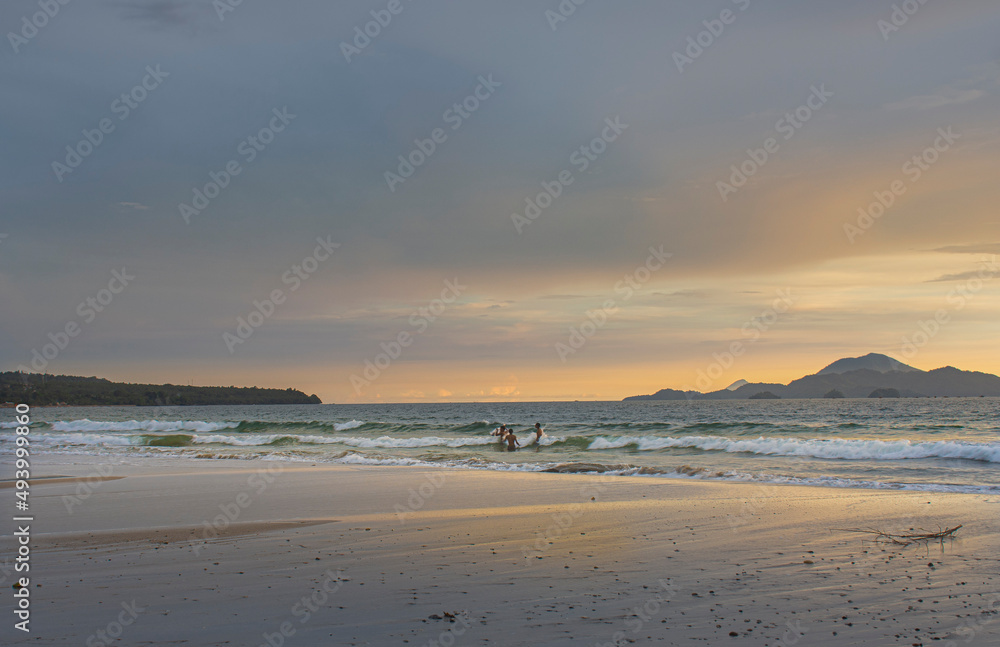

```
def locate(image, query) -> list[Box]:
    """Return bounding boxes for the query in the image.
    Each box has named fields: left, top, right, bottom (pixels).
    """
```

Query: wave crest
left=586, top=435, right=1000, bottom=463
left=51, top=419, right=239, bottom=433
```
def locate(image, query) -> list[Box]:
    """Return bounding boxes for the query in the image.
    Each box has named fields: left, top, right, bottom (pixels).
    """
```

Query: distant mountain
left=817, top=353, right=920, bottom=375
left=725, top=379, right=749, bottom=391
left=624, top=354, right=1000, bottom=401
left=696, top=382, right=786, bottom=400
left=624, top=388, right=694, bottom=401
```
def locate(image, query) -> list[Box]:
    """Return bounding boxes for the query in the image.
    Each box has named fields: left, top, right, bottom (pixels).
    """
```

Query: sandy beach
left=5, top=455, right=999, bottom=646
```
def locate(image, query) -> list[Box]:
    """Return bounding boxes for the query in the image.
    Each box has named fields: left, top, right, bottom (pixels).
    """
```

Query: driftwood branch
left=837, top=525, right=962, bottom=546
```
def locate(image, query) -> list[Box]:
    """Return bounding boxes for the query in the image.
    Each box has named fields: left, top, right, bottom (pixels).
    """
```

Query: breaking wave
left=586, top=435, right=1000, bottom=463
left=50, top=419, right=239, bottom=433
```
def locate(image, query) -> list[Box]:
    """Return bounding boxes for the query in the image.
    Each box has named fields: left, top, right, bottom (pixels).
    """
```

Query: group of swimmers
left=490, top=423, right=544, bottom=451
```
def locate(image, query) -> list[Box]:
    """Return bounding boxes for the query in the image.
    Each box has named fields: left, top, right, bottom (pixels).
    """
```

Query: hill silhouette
left=625, top=353, right=1000, bottom=400
left=1, top=372, right=322, bottom=406
left=817, top=353, right=920, bottom=375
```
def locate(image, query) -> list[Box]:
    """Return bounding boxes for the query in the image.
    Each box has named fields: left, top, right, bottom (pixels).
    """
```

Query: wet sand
left=5, top=455, right=1000, bottom=646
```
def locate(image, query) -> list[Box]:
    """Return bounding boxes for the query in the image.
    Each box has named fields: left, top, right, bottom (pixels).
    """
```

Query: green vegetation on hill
left=0, top=372, right=322, bottom=406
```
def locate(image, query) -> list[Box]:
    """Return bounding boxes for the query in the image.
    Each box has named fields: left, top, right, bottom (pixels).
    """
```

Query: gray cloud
left=2, top=0, right=999, bottom=399
left=111, top=0, right=213, bottom=29
left=884, top=89, right=985, bottom=111
left=933, top=244, right=1000, bottom=255
left=926, top=269, right=996, bottom=282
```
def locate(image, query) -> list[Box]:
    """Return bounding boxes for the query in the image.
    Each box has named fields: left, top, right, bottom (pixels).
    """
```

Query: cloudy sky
left=2, top=0, right=998, bottom=403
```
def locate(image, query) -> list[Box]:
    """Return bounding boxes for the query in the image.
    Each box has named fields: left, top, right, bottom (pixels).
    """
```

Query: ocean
left=6, top=398, right=999, bottom=494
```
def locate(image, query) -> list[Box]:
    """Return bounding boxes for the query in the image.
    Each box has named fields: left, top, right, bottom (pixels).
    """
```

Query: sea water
left=4, top=398, right=999, bottom=494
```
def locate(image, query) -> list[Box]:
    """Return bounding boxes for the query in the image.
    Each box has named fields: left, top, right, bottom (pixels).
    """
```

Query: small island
left=868, top=388, right=901, bottom=399
left=1, top=372, right=322, bottom=407
left=748, top=391, right=781, bottom=400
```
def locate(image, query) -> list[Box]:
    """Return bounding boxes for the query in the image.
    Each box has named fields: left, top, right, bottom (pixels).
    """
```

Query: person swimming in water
left=491, top=424, right=508, bottom=441
left=505, top=430, right=520, bottom=451
left=532, top=423, right=544, bottom=443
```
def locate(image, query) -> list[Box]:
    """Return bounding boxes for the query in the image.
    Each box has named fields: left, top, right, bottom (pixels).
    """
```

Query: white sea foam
left=189, top=433, right=368, bottom=446
left=50, top=419, right=239, bottom=433
left=10, top=433, right=997, bottom=495
left=14, top=426, right=1000, bottom=463
left=335, top=453, right=430, bottom=467
left=587, top=436, right=640, bottom=450
left=587, top=435, right=1000, bottom=463
left=181, top=434, right=500, bottom=448
left=30, top=432, right=137, bottom=446
left=333, top=420, right=365, bottom=431
left=194, top=434, right=284, bottom=446
left=321, top=454, right=1000, bottom=494
left=659, top=467, right=1000, bottom=494
left=332, top=435, right=499, bottom=449
left=12, top=432, right=503, bottom=449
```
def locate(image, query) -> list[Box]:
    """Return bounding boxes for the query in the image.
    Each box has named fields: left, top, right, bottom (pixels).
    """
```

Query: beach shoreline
left=6, top=454, right=999, bottom=645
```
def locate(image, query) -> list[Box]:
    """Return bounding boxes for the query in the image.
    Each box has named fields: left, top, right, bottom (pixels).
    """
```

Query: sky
left=1, top=0, right=999, bottom=403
